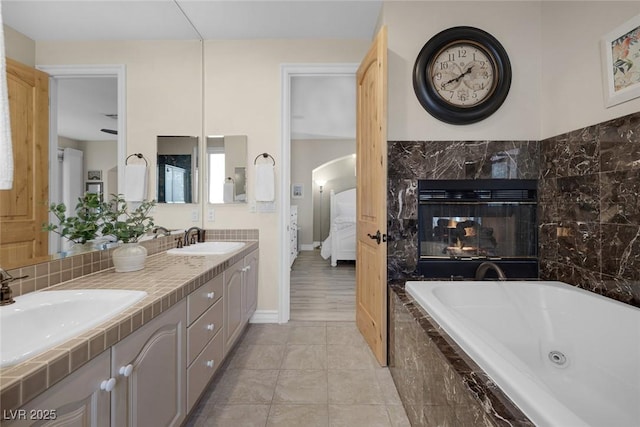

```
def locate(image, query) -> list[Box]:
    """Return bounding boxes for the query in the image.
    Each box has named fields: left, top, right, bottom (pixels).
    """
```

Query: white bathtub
left=405, top=280, right=640, bottom=427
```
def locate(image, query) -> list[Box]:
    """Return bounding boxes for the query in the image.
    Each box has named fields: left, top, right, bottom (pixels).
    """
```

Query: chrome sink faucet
left=475, top=262, right=507, bottom=281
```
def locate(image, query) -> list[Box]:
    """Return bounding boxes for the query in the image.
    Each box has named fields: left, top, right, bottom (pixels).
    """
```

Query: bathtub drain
left=548, top=350, right=567, bottom=366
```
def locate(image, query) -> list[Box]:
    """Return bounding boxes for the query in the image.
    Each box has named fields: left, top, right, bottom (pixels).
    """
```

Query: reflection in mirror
left=207, top=135, right=248, bottom=204
left=157, top=136, right=199, bottom=204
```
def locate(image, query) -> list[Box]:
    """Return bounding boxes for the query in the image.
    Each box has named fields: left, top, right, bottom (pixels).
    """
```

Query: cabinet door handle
left=206, top=323, right=215, bottom=331
left=119, top=364, right=134, bottom=377
left=206, top=360, right=215, bottom=368
left=100, top=378, right=116, bottom=392
left=206, top=292, right=215, bottom=299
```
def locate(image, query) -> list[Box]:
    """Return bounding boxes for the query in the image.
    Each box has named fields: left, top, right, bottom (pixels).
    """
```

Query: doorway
left=38, top=65, right=126, bottom=254
left=279, top=64, right=358, bottom=323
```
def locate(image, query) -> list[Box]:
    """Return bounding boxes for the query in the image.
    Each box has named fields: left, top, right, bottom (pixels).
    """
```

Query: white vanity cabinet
left=110, top=300, right=186, bottom=427
left=186, top=273, right=224, bottom=411
left=5, top=350, right=112, bottom=427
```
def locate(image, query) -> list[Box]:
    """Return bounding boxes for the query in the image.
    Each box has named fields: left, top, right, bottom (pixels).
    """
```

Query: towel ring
left=253, top=153, right=275, bottom=166
left=126, top=153, right=148, bottom=167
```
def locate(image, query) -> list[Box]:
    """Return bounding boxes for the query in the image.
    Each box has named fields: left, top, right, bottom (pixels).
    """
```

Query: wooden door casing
left=355, top=27, right=388, bottom=366
left=0, top=59, right=49, bottom=269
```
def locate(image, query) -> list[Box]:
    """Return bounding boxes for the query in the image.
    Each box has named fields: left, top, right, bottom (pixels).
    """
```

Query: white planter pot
left=112, top=243, right=147, bottom=273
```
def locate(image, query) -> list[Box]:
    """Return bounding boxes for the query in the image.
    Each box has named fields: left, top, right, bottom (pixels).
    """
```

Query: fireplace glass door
left=418, top=179, right=537, bottom=278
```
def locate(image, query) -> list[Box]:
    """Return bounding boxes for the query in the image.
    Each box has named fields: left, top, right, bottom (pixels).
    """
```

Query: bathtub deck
left=388, top=279, right=533, bottom=427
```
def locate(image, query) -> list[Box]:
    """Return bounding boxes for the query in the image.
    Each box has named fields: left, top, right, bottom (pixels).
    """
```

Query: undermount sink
left=0, top=289, right=147, bottom=368
left=166, top=241, right=245, bottom=256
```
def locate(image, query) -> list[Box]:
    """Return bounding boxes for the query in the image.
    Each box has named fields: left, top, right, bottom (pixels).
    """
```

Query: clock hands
left=443, top=65, right=474, bottom=86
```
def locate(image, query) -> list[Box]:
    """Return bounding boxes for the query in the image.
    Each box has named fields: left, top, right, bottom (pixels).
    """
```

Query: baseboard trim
left=249, top=310, right=279, bottom=323
left=300, top=244, right=315, bottom=251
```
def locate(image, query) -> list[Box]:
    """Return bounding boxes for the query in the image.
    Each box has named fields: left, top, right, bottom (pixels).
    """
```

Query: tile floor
left=185, top=321, right=410, bottom=427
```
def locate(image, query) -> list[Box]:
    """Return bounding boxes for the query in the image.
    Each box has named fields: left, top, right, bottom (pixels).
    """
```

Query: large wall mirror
left=207, top=135, right=247, bottom=204
left=157, top=136, right=199, bottom=204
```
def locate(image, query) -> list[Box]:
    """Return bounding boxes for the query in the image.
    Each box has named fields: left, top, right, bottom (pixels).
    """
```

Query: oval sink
left=0, top=289, right=147, bottom=368
left=167, top=241, right=245, bottom=256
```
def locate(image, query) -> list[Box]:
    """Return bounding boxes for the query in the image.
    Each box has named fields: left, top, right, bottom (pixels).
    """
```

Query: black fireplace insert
left=417, top=179, right=538, bottom=279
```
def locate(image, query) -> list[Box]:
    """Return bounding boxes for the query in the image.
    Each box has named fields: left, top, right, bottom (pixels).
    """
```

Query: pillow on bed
left=338, top=202, right=356, bottom=216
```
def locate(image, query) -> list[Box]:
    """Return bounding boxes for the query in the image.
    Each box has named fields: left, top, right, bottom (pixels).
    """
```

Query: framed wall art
left=291, top=183, right=304, bottom=199
left=601, top=14, right=640, bottom=108
left=87, top=170, right=102, bottom=180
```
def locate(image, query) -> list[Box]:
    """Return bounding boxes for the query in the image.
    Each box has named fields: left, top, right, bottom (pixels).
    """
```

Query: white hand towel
left=124, top=164, right=148, bottom=201
left=255, top=163, right=275, bottom=202
left=223, top=181, right=234, bottom=203
left=0, top=10, right=13, bottom=191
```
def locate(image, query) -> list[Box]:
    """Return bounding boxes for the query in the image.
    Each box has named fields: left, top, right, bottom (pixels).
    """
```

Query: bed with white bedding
left=320, top=188, right=356, bottom=267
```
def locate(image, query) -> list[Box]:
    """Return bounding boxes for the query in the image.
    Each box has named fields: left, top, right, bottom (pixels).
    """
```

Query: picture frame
left=86, top=182, right=103, bottom=201
left=87, top=170, right=102, bottom=180
left=601, top=14, right=640, bottom=108
left=291, top=183, right=304, bottom=199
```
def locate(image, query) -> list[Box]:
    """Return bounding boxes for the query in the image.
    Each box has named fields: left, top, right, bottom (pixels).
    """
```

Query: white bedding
left=320, top=189, right=356, bottom=266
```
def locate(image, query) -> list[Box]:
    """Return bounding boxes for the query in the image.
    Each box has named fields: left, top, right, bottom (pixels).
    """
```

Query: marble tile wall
left=539, top=112, right=640, bottom=307
left=387, top=140, right=539, bottom=279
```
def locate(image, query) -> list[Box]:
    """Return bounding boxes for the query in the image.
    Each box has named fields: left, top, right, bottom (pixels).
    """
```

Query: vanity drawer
left=187, top=273, right=223, bottom=325
left=187, top=298, right=223, bottom=365
left=187, top=329, right=224, bottom=411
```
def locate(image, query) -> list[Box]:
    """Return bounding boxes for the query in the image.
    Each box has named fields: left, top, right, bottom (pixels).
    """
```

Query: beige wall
left=380, top=1, right=640, bottom=140
left=80, top=140, right=118, bottom=199
left=381, top=1, right=543, bottom=141
left=4, top=25, right=35, bottom=66
left=34, top=38, right=369, bottom=313
left=540, top=1, right=640, bottom=138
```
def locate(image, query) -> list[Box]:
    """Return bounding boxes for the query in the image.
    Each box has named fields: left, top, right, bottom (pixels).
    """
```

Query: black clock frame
left=413, top=26, right=512, bottom=125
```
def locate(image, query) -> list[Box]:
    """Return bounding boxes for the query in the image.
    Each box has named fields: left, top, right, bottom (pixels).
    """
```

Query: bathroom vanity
left=0, top=238, right=258, bottom=427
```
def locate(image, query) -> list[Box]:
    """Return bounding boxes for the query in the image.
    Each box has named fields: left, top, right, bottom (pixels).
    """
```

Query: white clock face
left=430, top=42, right=496, bottom=108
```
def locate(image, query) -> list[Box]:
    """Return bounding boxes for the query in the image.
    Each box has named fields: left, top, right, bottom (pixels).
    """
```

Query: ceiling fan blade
left=100, top=128, right=118, bottom=135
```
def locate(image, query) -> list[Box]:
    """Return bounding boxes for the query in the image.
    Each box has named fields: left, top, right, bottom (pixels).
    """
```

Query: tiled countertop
left=0, top=241, right=258, bottom=413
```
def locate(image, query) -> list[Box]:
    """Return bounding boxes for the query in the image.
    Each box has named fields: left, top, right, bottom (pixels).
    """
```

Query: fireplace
left=417, top=179, right=538, bottom=279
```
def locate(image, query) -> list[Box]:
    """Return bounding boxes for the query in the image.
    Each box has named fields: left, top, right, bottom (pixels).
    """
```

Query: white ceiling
left=2, top=0, right=378, bottom=141
left=1, top=1, right=383, bottom=41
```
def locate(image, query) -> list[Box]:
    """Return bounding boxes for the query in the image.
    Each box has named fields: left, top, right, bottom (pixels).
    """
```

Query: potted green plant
left=43, top=192, right=107, bottom=252
left=101, top=195, right=156, bottom=273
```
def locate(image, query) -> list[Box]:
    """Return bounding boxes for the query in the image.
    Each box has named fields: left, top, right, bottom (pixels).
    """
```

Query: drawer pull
left=119, top=364, right=134, bottom=377
left=206, top=292, right=215, bottom=299
left=206, top=360, right=215, bottom=368
left=100, top=378, right=116, bottom=392
left=207, top=323, right=215, bottom=331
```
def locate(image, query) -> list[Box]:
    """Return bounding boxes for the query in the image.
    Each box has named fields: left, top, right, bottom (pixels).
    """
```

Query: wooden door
left=0, top=59, right=49, bottom=269
left=356, top=27, right=388, bottom=366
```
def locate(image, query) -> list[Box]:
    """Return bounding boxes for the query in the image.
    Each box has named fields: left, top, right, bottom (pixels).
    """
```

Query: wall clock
left=413, top=26, right=511, bottom=125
